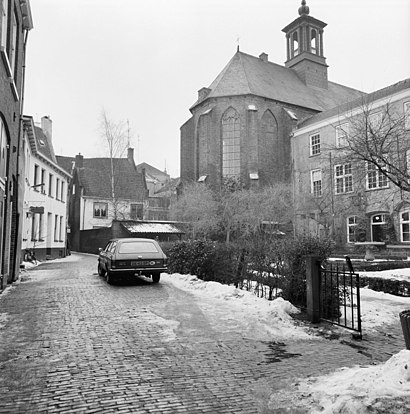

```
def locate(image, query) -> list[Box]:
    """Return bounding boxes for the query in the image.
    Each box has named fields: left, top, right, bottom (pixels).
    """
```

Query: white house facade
left=22, top=116, right=71, bottom=260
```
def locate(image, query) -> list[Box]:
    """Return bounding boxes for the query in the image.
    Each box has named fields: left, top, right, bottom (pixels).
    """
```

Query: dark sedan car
left=97, top=238, right=168, bottom=284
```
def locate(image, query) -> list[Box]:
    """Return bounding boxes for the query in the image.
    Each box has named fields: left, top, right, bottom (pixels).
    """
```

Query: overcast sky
left=24, top=0, right=410, bottom=178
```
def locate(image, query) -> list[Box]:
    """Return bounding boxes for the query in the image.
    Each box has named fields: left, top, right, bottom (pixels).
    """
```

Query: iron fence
left=320, top=260, right=362, bottom=337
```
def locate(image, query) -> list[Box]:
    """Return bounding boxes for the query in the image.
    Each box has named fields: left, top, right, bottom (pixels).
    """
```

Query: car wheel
left=152, top=273, right=160, bottom=284
left=98, top=263, right=106, bottom=277
left=106, top=271, right=115, bottom=285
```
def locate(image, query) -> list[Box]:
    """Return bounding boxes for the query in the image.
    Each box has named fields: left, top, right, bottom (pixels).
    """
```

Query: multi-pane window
left=366, top=162, right=388, bottom=189
left=10, top=8, right=17, bottom=76
left=347, top=216, right=358, bottom=243
left=130, top=203, right=143, bottom=220
left=371, top=214, right=387, bottom=242
left=48, top=173, right=53, bottom=196
left=59, top=216, right=63, bottom=241
left=56, top=178, right=60, bottom=200
left=401, top=211, right=410, bottom=242
left=335, top=123, right=349, bottom=147
left=1, top=0, right=8, bottom=52
left=61, top=181, right=65, bottom=202
left=310, top=133, right=320, bottom=156
left=311, top=169, right=322, bottom=197
left=94, top=202, right=108, bottom=218
left=368, top=112, right=383, bottom=131
left=54, top=214, right=58, bottom=241
left=0, top=118, right=7, bottom=180
left=222, top=108, right=240, bottom=178
left=405, top=102, right=410, bottom=130
left=33, top=164, right=39, bottom=190
left=41, top=168, right=46, bottom=193
left=335, top=163, right=353, bottom=194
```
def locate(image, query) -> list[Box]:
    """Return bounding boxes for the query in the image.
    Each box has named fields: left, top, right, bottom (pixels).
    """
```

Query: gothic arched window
left=222, top=108, right=240, bottom=178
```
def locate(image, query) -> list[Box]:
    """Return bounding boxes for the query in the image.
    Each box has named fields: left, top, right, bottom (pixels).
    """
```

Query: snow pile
left=304, top=350, right=410, bottom=413
left=162, top=273, right=316, bottom=341
left=359, top=267, right=410, bottom=282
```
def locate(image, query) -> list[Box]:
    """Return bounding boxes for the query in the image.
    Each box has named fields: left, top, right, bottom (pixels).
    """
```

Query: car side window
left=109, top=241, right=117, bottom=253
left=104, top=242, right=112, bottom=252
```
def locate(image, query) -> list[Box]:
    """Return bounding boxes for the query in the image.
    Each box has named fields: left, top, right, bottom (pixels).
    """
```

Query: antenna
left=236, top=35, right=240, bottom=52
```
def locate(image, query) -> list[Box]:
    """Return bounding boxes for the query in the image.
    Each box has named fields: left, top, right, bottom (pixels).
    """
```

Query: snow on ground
left=161, top=273, right=315, bottom=341
left=359, top=266, right=410, bottom=282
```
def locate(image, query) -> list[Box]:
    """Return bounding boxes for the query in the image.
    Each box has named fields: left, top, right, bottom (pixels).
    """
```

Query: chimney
left=41, top=116, right=52, bottom=142
left=127, top=147, right=134, bottom=164
left=75, top=153, right=83, bottom=168
left=259, top=52, right=268, bottom=62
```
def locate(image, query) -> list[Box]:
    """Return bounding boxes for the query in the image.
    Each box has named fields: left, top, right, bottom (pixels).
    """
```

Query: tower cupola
left=282, top=0, right=328, bottom=89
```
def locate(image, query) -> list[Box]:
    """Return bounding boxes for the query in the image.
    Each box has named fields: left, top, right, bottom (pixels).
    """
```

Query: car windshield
left=118, top=241, right=159, bottom=254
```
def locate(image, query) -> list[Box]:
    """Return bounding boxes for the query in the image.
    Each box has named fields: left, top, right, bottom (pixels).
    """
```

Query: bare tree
left=170, top=182, right=220, bottom=238
left=339, top=101, right=410, bottom=192
left=99, top=109, right=131, bottom=219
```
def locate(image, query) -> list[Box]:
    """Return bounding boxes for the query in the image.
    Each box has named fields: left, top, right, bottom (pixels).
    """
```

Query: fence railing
left=320, top=260, right=362, bottom=336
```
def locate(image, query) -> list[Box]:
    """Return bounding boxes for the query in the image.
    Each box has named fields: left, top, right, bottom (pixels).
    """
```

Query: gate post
left=306, top=256, right=322, bottom=323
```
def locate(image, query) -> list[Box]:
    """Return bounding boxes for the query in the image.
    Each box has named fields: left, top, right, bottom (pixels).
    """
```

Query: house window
left=54, top=214, right=58, bottom=242
left=368, top=111, right=383, bottom=131
left=94, top=202, right=107, bottom=218
left=347, top=216, right=358, bottom=243
left=59, top=216, right=63, bottom=241
left=10, top=7, right=17, bottom=76
left=41, top=168, right=46, bottom=193
left=0, top=118, right=7, bottom=179
left=311, top=169, right=322, bottom=197
left=335, top=123, right=349, bottom=147
left=38, top=213, right=43, bottom=241
left=33, top=164, right=39, bottom=191
left=130, top=203, right=143, bottom=220
left=405, top=102, right=410, bottom=130
left=366, top=162, right=388, bottom=190
left=61, top=181, right=65, bottom=202
left=49, top=174, right=54, bottom=196
left=371, top=214, right=387, bottom=242
left=310, top=133, right=320, bottom=156
left=1, top=0, right=8, bottom=52
left=222, top=108, right=240, bottom=178
left=56, top=178, right=60, bottom=200
left=400, top=211, right=410, bottom=242
left=335, top=164, right=353, bottom=194
left=31, top=213, right=38, bottom=241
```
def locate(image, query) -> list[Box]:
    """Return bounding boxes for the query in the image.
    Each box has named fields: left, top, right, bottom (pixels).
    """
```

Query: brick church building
left=180, top=1, right=365, bottom=189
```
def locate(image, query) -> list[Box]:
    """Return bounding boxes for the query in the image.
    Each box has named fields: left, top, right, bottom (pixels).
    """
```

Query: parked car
left=97, top=238, right=167, bottom=284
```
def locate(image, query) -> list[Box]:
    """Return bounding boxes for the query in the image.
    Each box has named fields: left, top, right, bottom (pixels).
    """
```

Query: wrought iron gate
left=319, top=258, right=362, bottom=337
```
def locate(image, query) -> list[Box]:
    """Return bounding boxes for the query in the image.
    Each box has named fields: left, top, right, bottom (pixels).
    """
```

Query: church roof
left=191, top=51, right=364, bottom=112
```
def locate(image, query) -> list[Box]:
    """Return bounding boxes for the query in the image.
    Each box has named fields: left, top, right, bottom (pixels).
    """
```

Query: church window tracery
left=222, top=108, right=240, bottom=178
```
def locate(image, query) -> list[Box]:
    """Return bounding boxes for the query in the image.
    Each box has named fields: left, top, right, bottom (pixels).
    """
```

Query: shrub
left=167, top=239, right=235, bottom=283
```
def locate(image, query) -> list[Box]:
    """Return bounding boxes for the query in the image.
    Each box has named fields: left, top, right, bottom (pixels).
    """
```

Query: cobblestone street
left=0, top=253, right=406, bottom=413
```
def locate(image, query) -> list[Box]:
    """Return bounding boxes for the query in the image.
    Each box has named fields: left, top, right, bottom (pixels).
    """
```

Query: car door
left=99, top=241, right=113, bottom=271
left=105, top=241, right=117, bottom=272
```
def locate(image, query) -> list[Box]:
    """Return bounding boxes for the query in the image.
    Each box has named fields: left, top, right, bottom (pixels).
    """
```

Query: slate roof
left=191, top=51, right=364, bottom=112
left=136, top=162, right=169, bottom=180
left=121, top=221, right=184, bottom=234
left=56, top=155, right=75, bottom=175
left=76, top=158, right=147, bottom=200
left=298, top=78, right=410, bottom=129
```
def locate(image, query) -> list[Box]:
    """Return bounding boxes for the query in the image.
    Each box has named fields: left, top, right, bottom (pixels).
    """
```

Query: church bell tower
left=282, top=0, right=328, bottom=89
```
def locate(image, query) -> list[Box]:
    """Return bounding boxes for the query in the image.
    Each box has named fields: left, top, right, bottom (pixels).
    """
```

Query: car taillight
left=164, top=258, right=168, bottom=266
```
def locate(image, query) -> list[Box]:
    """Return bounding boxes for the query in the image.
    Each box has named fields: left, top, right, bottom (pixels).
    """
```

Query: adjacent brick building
left=180, top=1, right=364, bottom=190
left=0, top=0, right=33, bottom=288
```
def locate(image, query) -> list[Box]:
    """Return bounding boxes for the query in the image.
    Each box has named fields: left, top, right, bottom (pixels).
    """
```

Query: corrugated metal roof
left=121, top=222, right=184, bottom=234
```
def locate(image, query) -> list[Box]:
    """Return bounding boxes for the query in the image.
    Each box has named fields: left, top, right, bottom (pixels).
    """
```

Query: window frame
left=334, top=163, right=353, bottom=194
left=309, top=132, right=321, bottom=156
left=310, top=168, right=322, bottom=197
left=400, top=210, right=410, bottom=243
left=371, top=213, right=387, bottom=242
left=346, top=216, right=358, bottom=243
left=93, top=202, right=108, bottom=218
left=335, top=123, right=349, bottom=148
left=366, top=162, right=388, bottom=190
left=222, top=108, right=241, bottom=178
